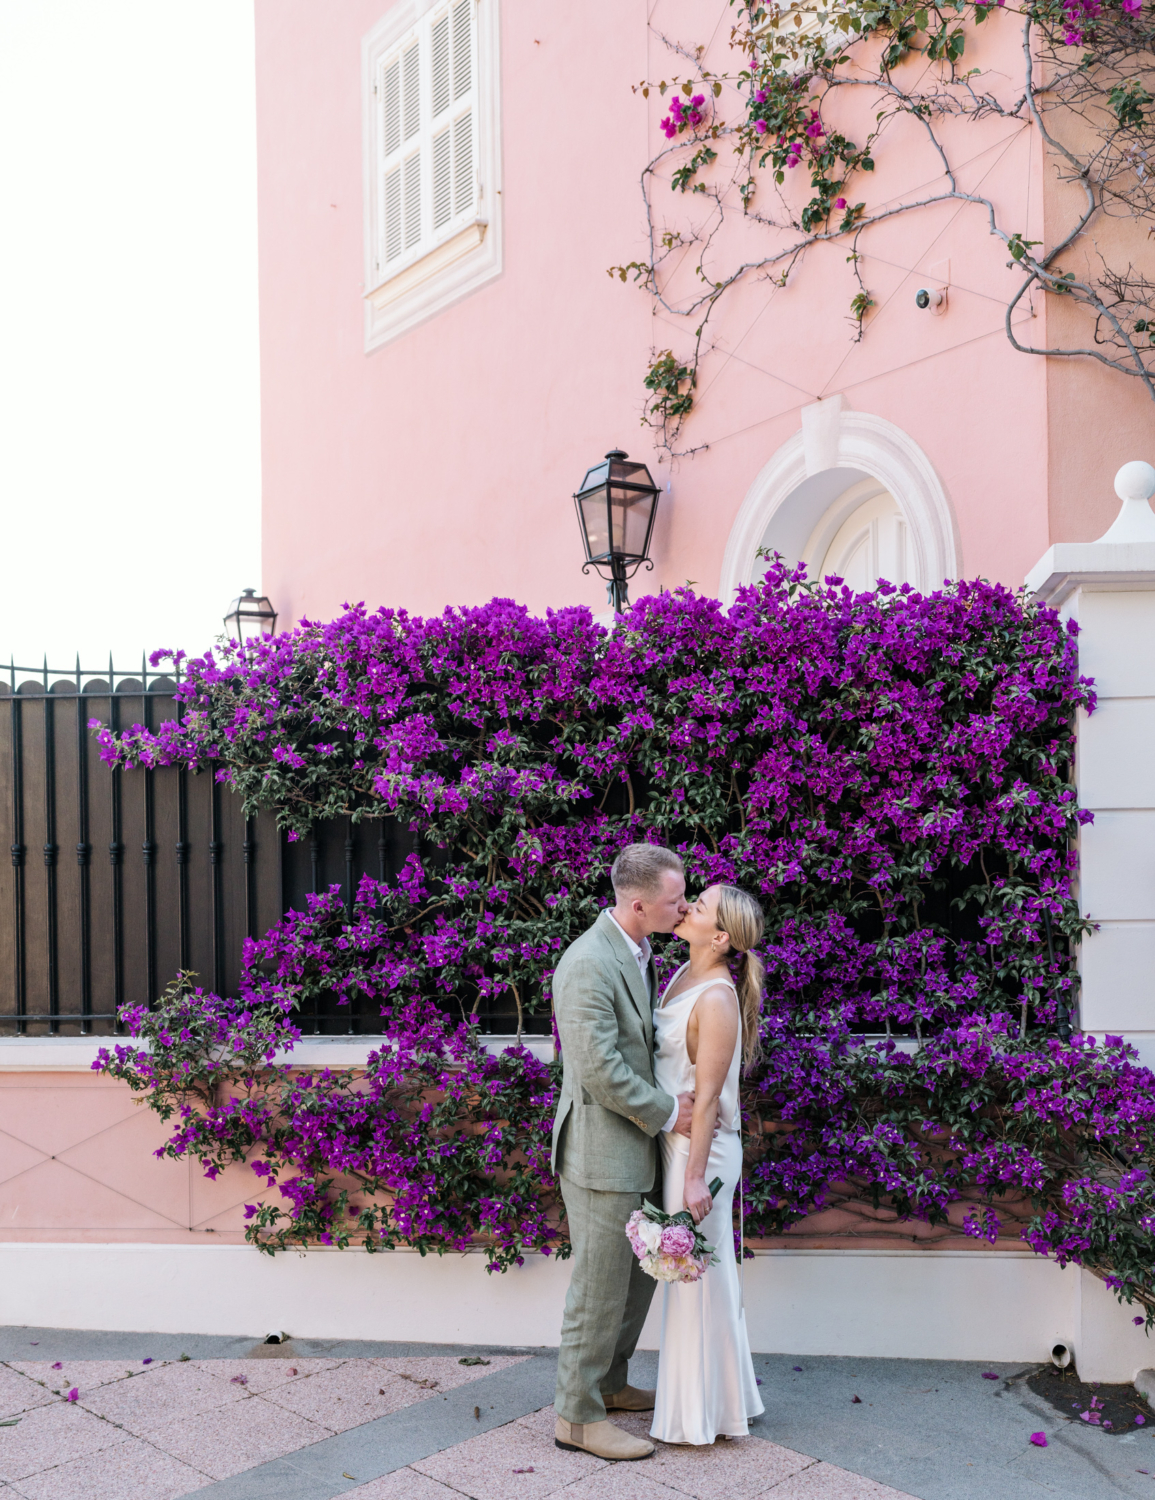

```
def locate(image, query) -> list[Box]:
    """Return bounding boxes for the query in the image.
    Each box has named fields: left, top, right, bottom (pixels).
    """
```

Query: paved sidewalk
left=1, top=1329, right=1153, bottom=1500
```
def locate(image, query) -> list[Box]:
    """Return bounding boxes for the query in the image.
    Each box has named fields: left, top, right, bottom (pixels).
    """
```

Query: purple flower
left=87, top=571, right=1106, bottom=1282
left=1029, top=1432, right=1047, bottom=1447
left=65, top=1388, right=78, bottom=1403
left=755, top=119, right=768, bottom=134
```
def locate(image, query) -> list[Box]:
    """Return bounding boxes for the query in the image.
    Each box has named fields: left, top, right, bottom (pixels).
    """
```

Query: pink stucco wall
left=0, top=1072, right=1031, bottom=1253
left=0, top=1073, right=254, bottom=1244
left=254, top=2, right=1151, bottom=630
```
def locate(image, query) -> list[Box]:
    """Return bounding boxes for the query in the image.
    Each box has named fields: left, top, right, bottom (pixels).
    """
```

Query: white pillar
left=1027, top=460, right=1155, bottom=1382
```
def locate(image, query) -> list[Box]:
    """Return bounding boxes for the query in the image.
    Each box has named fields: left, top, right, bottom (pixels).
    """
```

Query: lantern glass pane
left=607, top=458, right=650, bottom=491
left=580, top=489, right=611, bottom=559
left=610, top=491, right=655, bottom=557
left=579, top=460, right=611, bottom=494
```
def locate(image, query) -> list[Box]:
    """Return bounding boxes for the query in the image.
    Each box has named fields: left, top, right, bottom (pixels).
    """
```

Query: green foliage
left=643, top=350, right=697, bottom=421
left=1110, top=78, right=1153, bottom=128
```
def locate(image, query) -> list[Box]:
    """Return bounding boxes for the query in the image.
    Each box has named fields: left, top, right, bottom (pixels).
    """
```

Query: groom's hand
left=672, top=1092, right=695, bottom=1136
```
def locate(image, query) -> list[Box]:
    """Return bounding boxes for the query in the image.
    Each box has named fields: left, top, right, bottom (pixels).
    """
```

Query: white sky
left=0, top=1, right=260, bottom=676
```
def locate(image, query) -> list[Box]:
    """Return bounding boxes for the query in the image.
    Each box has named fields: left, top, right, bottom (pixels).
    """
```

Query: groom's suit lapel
left=598, top=912, right=653, bottom=1042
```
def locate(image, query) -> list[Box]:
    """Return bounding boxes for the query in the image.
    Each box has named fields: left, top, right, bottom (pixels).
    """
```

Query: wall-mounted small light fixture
left=223, top=588, right=277, bottom=642
left=573, top=449, right=660, bottom=614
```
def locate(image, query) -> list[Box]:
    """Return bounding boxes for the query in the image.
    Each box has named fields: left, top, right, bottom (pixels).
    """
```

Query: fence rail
left=0, top=661, right=461, bottom=1037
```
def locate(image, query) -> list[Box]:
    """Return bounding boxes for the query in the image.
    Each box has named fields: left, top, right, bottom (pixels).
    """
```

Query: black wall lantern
left=224, top=588, right=278, bottom=642
left=573, top=449, right=660, bottom=613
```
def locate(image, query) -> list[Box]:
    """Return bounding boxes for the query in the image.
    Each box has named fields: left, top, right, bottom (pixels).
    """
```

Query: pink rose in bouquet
left=625, top=1177, right=723, bottom=1284
left=659, top=1223, right=696, bottom=1257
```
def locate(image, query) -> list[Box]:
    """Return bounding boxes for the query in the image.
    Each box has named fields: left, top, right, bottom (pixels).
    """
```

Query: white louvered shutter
left=374, top=1, right=479, bottom=278
left=450, top=0, right=475, bottom=217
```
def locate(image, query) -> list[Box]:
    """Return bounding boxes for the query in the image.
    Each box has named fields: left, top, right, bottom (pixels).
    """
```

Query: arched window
left=797, top=478, right=912, bottom=591
left=719, top=397, right=958, bottom=599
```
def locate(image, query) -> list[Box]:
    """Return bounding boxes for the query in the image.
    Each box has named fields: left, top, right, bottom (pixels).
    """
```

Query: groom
left=551, top=844, right=694, bottom=1462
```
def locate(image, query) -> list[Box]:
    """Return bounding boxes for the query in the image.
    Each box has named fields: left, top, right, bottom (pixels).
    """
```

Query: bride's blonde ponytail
left=715, top=885, right=766, bottom=1067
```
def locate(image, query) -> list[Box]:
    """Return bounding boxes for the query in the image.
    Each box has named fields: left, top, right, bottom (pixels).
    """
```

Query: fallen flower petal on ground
left=1030, top=1432, right=1048, bottom=1447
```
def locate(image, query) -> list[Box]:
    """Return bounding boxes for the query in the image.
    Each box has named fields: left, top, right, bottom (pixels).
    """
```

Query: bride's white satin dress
left=650, top=965, right=764, bottom=1445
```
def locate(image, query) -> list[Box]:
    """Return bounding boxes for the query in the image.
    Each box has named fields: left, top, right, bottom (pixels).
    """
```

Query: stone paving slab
left=748, top=1352, right=1155, bottom=1500
left=5, top=1331, right=1155, bottom=1499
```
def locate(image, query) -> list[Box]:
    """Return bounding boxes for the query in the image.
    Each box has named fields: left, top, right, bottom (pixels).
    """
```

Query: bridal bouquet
left=626, top=1178, right=723, bottom=1283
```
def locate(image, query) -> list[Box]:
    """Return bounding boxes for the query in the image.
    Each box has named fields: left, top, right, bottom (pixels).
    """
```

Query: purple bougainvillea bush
left=91, top=564, right=1155, bottom=1315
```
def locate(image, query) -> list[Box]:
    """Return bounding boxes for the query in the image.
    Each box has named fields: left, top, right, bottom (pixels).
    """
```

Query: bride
left=651, top=883, right=766, bottom=1446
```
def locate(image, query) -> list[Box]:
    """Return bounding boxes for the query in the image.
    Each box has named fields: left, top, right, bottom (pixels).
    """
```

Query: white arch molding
left=718, top=395, right=960, bottom=599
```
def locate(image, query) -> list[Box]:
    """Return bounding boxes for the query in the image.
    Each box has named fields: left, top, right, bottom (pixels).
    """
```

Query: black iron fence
left=0, top=659, right=432, bottom=1037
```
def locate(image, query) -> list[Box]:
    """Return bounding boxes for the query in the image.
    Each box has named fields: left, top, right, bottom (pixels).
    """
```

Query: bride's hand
left=683, top=1174, right=713, bottom=1224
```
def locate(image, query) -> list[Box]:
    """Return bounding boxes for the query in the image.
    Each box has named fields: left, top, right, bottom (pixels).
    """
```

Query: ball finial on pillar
left=1096, top=461, right=1155, bottom=543
left=1115, top=461, right=1155, bottom=503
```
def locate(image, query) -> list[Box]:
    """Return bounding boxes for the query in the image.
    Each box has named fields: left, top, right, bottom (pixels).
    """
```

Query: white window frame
left=362, top=0, right=502, bottom=351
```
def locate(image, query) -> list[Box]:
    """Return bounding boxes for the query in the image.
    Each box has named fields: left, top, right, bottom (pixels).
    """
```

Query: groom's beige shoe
left=555, top=1417, right=655, bottom=1460
left=604, top=1385, right=656, bottom=1412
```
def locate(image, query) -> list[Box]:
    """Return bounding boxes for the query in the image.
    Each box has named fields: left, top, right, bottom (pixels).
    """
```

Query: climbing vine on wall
left=613, top=0, right=1155, bottom=447
left=89, top=573, right=1155, bottom=1325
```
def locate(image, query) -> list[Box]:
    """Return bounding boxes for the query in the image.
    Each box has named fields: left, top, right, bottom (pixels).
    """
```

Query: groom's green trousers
left=554, top=1174, right=659, bottom=1425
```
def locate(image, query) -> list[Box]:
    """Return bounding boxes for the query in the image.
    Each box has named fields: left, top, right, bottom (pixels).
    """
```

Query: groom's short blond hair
left=610, top=844, right=683, bottom=899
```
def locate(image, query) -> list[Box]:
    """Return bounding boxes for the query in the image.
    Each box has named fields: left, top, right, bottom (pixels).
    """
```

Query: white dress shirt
left=609, top=912, right=681, bottom=1135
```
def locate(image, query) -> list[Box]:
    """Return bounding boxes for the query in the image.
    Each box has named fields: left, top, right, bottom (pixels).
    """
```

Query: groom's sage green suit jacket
left=551, top=910, right=676, bottom=1193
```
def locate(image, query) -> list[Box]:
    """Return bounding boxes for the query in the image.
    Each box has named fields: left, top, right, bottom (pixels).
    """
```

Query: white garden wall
left=2, top=1240, right=1150, bottom=1382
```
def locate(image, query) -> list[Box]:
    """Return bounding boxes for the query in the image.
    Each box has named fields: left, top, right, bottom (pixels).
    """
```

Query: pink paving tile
left=79, top=1360, right=250, bottom=1433
left=344, top=1471, right=470, bottom=1499
left=413, top=1417, right=606, bottom=1500
left=10, top=1359, right=171, bottom=1395
left=11, top=1435, right=209, bottom=1500
left=260, top=1366, right=434, bottom=1431
left=375, top=1354, right=531, bottom=1394
left=756, top=1460, right=919, bottom=1500
left=549, top=1467, right=691, bottom=1499
left=0, top=1401, right=125, bottom=1481
left=0, top=1368, right=54, bottom=1420
left=191, top=1356, right=343, bottom=1393
left=578, top=1412, right=813, bottom=1500
left=137, top=1397, right=331, bottom=1481
left=645, top=1437, right=816, bottom=1500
